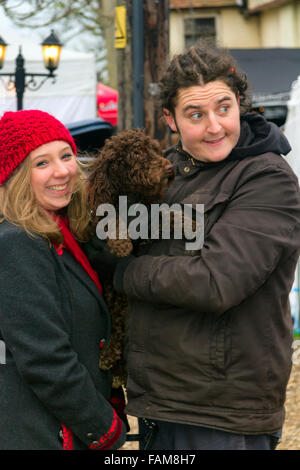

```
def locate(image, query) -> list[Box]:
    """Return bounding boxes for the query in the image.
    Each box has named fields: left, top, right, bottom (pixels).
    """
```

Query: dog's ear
left=88, top=156, right=117, bottom=211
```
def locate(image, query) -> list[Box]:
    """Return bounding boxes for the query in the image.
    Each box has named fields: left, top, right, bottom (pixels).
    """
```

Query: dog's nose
left=164, top=163, right=174, bottom=177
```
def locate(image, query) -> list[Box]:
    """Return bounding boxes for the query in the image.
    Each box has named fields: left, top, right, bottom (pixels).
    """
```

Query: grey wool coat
left=0, top=220, right=126, bottom=450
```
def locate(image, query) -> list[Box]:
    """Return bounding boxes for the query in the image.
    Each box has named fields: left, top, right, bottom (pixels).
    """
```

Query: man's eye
left=220, top=105, right=229, bottom=113
left=191, top=112, right=202, bottom=119
left=62, top=154, right=73, bottom=160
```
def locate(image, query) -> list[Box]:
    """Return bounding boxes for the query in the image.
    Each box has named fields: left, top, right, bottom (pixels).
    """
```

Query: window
left=184, top=17, right=216, bottom=48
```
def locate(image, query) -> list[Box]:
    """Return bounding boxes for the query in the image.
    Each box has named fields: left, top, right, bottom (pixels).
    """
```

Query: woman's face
left=164, top=80, right=241, bottom=163
left=30, top=140, right=78, bottom=212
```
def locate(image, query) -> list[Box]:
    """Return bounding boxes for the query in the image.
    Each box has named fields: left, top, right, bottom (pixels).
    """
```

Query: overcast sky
left=0, top=7, right=91, bottom=51
left=1, top=5, right=106, bottom=78
left=0, top=8, right=45, bottom=42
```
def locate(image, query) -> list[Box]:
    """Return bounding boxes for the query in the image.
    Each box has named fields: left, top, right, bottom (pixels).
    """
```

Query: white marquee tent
left=0, top=28, right=97, bottom=124
left=285, top=77, right=300, bottom=333
left=285, top=76, right=300, bottom=182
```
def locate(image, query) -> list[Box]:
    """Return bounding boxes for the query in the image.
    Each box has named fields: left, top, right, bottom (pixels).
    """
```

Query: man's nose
left=206, top=113, right=222, bottom=133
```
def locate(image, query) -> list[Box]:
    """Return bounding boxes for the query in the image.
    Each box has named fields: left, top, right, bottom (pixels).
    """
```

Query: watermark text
left=96, top=196, right=204, bottom=251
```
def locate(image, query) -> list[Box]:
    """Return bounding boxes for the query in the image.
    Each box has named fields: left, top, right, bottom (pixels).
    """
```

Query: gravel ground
left=123, top=361, right=300, bottom=451
left=277, top=361, right=300, bottom=450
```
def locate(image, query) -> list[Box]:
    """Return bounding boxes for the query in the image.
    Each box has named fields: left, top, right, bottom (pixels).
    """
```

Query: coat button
left=86, top=432, right=95, bottom=439
left=184, top=166, right=190, bottom=173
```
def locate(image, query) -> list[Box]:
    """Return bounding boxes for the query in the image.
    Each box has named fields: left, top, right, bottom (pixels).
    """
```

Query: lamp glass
left=0, top=43, right=7, bottom=69
left=42, top=44, right=61, bottom=71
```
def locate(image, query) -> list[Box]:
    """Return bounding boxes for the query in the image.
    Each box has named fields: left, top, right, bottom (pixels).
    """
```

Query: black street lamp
left=0, top=30, right=62, bottom=111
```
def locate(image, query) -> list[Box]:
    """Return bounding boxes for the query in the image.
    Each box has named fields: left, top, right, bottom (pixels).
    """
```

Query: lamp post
left=0, top=30, right=62, bottom=111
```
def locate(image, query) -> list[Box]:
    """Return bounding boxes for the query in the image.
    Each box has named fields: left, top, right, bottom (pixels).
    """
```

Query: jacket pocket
left=209, top=314, right=232, bottom=378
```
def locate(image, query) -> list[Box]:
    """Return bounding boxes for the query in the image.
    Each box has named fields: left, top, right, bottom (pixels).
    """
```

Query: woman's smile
left=46, top=182, right=70, bottom=192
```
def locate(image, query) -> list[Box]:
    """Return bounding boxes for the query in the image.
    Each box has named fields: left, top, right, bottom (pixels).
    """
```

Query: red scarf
left=53, top=216, right=102, bottom=294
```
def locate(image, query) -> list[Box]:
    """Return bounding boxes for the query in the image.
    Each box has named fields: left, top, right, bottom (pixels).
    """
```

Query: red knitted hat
left=0, top=110, right=77, bottom=185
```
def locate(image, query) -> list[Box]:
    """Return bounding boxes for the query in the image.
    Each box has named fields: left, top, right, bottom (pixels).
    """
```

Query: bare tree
left=144, top=0, right=170, bottom=146
left=1, top=0, right=171, bottom=143
left=0, top=0, right=111, bottom=83
left=116, top=0, right=170, bottom=142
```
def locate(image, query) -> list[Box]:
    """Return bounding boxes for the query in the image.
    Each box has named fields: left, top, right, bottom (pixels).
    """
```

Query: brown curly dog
left=88, top=128, right=175, bottom=388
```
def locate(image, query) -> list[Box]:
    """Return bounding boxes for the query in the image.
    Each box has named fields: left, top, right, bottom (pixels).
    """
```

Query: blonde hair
left=0, top=155, right=92, bottom=245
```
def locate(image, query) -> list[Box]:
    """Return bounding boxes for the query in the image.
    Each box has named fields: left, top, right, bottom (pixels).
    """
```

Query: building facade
left=169, top=0, right=300, bottom=55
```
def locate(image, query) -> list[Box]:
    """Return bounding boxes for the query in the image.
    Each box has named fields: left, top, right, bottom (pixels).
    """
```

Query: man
left=86, top=43, right=300, bottom=450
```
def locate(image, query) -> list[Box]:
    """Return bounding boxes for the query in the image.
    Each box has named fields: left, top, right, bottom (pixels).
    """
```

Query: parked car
left=67, top=118, right=114, bottom=160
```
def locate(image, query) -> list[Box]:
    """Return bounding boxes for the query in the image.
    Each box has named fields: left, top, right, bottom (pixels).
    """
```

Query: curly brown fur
left=87, top=129, right=175, bottom=388
left=99, top=281, right=128, bottom=388
left=88, top=129, right=174, bottom=235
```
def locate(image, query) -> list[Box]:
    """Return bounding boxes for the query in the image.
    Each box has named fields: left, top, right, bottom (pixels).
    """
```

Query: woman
left=0, top=110, right=127, bottom=450
left=86, top=43, right=300, bottom=450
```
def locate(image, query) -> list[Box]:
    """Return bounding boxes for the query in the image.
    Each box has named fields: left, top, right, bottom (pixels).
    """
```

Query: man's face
left=164, top=80, right=241, bottom=163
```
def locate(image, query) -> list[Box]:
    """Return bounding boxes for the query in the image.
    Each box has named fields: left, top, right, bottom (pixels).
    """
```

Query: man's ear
left=163, top=109, right=177, bottom=133
left=237, top=93, right=240, bottom=106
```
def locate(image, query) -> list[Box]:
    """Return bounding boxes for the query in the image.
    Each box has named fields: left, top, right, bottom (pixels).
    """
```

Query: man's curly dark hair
left=159, top=41, right=251, bottom=115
